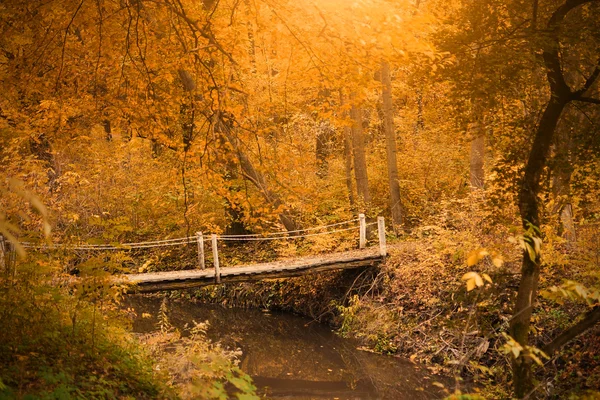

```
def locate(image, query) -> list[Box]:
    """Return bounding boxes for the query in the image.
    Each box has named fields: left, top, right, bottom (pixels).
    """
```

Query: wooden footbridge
left=125, top=247, right=383, bottom=292
left=19, top=214, right=387, bottom=293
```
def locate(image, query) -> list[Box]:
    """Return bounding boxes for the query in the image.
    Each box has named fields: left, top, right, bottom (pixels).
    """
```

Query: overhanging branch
left=574, top=55, right=600, bottom=97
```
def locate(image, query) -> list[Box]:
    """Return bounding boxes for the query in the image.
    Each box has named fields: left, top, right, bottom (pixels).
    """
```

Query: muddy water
left=125, top=296, right=448, bottom=400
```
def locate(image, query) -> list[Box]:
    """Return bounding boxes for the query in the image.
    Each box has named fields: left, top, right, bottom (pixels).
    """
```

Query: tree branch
left=543, top=306, right=600, bottom=355
left=543, top=0, right=598, bottom=97
left=55, top=0, right=85, bottom=93
left=574, top=55, right=600, bottom=97
left=575, top=96, right=600, bottom=104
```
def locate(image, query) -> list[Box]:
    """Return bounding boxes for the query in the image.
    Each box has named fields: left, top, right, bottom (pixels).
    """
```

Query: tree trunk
left=340, top=90, right=356, bottom=208
left=508, top=0, right=600, bottom=390
left=218, top=119, right=299, bottom=232
left=243, top=0, right=257, bottom=73
left=413, top=89, right=424, bottom=135
left=30, top=133, right=58, bottom=188
left=102, top=119, right=112, bottom=141
left=552, top=126, right=576, bottom=243
left=315, top=121, right=334, bottom=178
left=510, top=96, right=568, bottom=398
left=381, top=60, right=404, bottom=228
left=469, top=120, right=485, bottom=190
left=350, top=95, right=371, bottom=206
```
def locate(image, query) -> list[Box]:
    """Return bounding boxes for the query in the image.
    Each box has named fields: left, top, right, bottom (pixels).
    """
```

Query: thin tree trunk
left=469, top=120, right=485, bottom=190
left=413, top=89, right=424, bottom=135
left=510, top=96, right=568, bottom=398
left=350, top=95, right=371, bottom=206
left=381, top=60, right=404, bottom=228
left=30, top=133, right=58, bottom=189
left=340, top=90, right=356, bottom=207
left=243, top=0, right=256, bottom=73
left=315, top=121, right=334, bottom=178
left=552, top=124, right=576, bottom=243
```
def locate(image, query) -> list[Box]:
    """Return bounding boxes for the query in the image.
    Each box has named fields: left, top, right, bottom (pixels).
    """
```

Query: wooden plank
left=127, top=257, right=380, bottom=292
left=121, top=248, right=382, bottom=293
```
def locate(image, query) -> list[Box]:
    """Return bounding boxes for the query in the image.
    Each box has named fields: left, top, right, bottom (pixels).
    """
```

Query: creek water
left=125, top=295, right=448, bottom=400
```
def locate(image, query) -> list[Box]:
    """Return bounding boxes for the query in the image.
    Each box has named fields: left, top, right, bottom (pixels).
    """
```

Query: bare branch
left=55, top=0, right=85, bottom=93
left=543, top=0, right=598, bottom=98
left=574, top=55, right=600, bottom=98
left=575, top=96, right=600, bottom=104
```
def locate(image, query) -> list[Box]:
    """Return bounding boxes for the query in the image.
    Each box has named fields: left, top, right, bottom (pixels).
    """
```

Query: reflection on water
left=125, top=295, right=447, bottom=400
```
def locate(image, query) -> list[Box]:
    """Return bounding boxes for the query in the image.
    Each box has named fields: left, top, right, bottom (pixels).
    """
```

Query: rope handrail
left=218, top=218, right=360, bottom=238
left=218, top=224, right=364, bottom=241
left=20, top=236, right=195, bottom=248
left=22, top=238, right=196, bottom=251
left=21, top=237, right=196, bottom=249
left=18, top=218, right=365, bottom=250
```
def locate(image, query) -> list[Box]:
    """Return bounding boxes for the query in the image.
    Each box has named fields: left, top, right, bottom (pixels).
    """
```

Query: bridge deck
left=123, top=248, right=382, bottom=292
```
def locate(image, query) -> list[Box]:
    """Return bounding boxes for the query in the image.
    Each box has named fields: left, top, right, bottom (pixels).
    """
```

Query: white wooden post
left=377, top=216, right=387, bottom=257
left=196, top=232, right=205, bottom=270
left=359, top=213, right=366, bottom=249
left=211, top=234, right=220, bottom=283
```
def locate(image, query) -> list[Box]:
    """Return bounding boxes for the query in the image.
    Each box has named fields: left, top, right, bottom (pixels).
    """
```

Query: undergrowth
left=0, top=259, right=162, bottom=399
left=0, top=254, right=258, bottom=399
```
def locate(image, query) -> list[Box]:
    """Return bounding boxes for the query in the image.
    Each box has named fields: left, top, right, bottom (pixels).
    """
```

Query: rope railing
left=218, top=224, right=368, bottom=241
left=20, top=237, right=196, bottom=251
left=19, top=217, right=366, bottom=250
left=17, top=214, right=387, bottom=282
left=218, top=218, right=360, bottom=238
left=20, top=237, right=194, bottom=250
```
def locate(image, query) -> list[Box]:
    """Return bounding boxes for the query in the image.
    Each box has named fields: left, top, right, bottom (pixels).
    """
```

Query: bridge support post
left=211, top=234, right=220, bottom=283
left=359, top=213, right=366, bottom=249
left=377, top=216, right=387, bottom=257
left=196, top=232, right=205, bottom=270
left=0, top=234, right=7, bottom=273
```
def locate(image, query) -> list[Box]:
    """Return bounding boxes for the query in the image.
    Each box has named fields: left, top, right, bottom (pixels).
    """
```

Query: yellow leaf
left=492, top=257, right=503, bottom=267
left=512, top=347, right=521, bottom=358
left=466, top=251, right=479, bottom=266
left=532, top=237, right=542, bottom=254
left=526, top=243, right=536, bottom=262
left=462, top=271, right=478, bottom=281
left=463, top=272, right=484, bottom=291
left=482, top=273, right=493, bottom=284
left=466, top=279, right=476, bottom=291
left=474, top=273, right=484, bottom=287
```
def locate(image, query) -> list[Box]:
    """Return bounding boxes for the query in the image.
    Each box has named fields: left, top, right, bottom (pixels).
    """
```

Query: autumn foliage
left=1, top=0, right=600, bottom=398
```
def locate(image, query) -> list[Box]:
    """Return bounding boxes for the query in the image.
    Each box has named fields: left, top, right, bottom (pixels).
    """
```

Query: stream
left=125, top=295, right=448, bottom=400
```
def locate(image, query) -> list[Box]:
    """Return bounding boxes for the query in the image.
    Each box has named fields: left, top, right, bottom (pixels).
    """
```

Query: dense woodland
left=1, top=0, right=600, bottom=398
